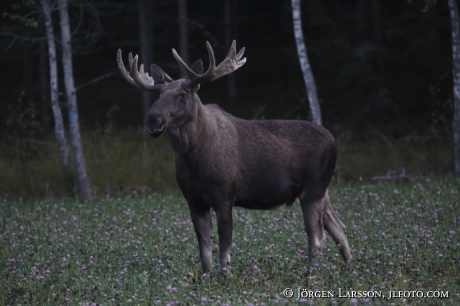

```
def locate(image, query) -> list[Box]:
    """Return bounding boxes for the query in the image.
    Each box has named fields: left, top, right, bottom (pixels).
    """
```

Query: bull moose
left=117, top=41, right=351, bottom=272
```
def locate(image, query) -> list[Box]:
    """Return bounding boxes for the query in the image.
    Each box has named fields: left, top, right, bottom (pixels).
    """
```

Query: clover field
left=1, top=177, right=459, bottom=305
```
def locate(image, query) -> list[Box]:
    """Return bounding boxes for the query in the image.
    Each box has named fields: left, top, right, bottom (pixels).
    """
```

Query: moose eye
left=180, top=93, right=186, bottom=100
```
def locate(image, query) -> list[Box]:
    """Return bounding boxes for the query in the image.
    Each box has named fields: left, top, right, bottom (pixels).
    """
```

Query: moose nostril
left=158, top=119, right=166, bottom=131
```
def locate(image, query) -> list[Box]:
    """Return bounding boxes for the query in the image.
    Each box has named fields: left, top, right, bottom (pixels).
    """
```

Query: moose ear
left=150, top=64, right=173, bottom=84
left=189, top=59, right=204, bottom=75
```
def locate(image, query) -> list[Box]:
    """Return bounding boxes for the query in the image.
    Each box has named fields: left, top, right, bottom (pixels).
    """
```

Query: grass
left=0, top=130, right=177, bottom=199
left=0, top=128, right=454, bottom=200
left=335, top=130, right=452, bottom=183
left=1, top=177, right=459, bottom=305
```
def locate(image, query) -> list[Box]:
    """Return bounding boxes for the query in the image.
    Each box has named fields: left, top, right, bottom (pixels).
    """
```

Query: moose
left=117, top=41, right=351, bottom=272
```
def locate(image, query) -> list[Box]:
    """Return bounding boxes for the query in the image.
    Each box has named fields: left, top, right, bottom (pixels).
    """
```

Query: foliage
left=2, top=89, right=42, bottom=163
left=429, top=79, right=453, bottom=136
left=2, top=1, right=38, bottom=29
left=2, top=11, right=38, bottom=29
left=0, top=178, right=459, bottom=305
left=104, top=104, right=120, bottom=135
left=5, top=89, right=41, bottom=139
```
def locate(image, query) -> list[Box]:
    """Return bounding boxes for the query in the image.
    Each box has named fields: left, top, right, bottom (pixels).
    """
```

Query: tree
left=4, top=0, right=95, bottom=197
left=178, top=0, right=189, bottom=79
left=38, top=16, right=50, bottom=131
left=448, top=0, right=460, bottom=175
left=291, top=0, right=322, bottom=125
left=42, top=0, right=70, bottom=174
left=224, top=0, right=237, bottom=98
left=138, top=0, right=154, bottom=121
left=58, top=0, right=92, bottom=200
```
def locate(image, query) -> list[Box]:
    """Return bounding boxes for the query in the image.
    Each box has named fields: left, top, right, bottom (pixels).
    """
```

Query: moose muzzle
left=145, top=115, right=168, bottom=138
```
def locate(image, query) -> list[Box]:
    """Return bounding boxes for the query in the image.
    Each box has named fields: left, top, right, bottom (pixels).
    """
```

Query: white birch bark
left=291, top=0, right=322, bottom=125
left=42, top=0, right=69, bottom=174
left=58, top=0, right=92, bottom=200
left=448, top=0, right=460, bottom=175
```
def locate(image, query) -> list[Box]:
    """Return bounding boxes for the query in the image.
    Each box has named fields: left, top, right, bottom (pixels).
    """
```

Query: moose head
left=117, top=41, right=245, bottom=139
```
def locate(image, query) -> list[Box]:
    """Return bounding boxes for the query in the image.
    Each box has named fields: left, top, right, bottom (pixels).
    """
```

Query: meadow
left=1, top=177, right=459, bottom=305
left=0, top=128, right=452, bottom=199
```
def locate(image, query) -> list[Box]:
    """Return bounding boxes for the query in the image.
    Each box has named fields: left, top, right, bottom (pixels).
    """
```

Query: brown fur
left=145, top=84, right=351, bottom=272
left=118, top=43, right=352, bottom=272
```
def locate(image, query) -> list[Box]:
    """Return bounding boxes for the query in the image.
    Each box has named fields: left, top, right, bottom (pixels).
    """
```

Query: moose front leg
left=215, top=205, right=233, bottom=271
left=189, top=205, right=213, bottom=272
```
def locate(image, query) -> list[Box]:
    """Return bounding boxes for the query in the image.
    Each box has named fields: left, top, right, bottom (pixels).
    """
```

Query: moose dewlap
left=117, top=41, right=351, bottom=272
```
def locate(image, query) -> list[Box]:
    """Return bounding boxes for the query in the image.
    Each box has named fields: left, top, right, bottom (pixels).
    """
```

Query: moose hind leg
left=323, top=192, right=352, bottom=263
left=299, top=192, right=327, bottom=262
left=189, top=205, right=213, bottom=272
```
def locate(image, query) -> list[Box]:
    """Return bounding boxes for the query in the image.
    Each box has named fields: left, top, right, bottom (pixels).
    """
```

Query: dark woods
left=0, top=0, right=457, bottom=199
left=0, top=0, right=453, bottom=131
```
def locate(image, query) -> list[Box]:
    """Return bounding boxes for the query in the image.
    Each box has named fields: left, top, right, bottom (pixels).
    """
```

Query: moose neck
left=167, top=93, right=218, bottom=156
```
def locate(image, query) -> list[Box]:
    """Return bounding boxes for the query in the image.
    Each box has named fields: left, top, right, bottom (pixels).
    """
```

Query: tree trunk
left=371, top=0, right=384, bottom=75
left=42, top=0, right=69, bottom=174
left=39, top=13, right=50, bottom=131
left=448, top=0, right=460, bottom=176
left=178, top=0, right=189, bottom=79
left=58, top=0, right=92, bottom=200
left=355, top=0, right=367, bottom=34
left=291, top=0, right=322, bottom=125
left=22, top=44, right=33, bottom=88
left=138, top=0, right=154, bottom=122
left=224, top=0, right=237, bottom=99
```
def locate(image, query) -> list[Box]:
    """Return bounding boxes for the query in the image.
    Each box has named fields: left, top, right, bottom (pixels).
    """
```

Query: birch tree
left=448, top=0, right=460, bottom=175
left=291, top=0, right=322, bottom=125
left=42, top=0, right=70, bottom=174
left=58, top=0, right=92, bottom=200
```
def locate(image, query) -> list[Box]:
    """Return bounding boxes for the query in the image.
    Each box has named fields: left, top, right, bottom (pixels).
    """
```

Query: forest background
left=0, top=0, right=457, bottom=199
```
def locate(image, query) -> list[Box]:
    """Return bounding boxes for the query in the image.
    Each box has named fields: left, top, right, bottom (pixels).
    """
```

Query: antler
left=172, top=40, right=246, bottom=86
left=117, top=49, right=163, bottom=91
left=117, top=49, right=140, bottom=88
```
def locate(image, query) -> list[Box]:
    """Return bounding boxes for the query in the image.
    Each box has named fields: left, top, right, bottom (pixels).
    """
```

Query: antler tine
left=235, top=46, right=245, bottom=61
left=217, top=40, right=236, bottom=69
left=202, top=41, right=217, bottom=76
left=128, top=53, right=136, bottom=71
left=130, top=55, right=161, bottom=91
left=172, top=48, right=199, bottom=80
left=210, top=40, right=246, bottom=82
left=117, top=49, right=163, bottom=91
left=117, top=49, right=141, bottom=88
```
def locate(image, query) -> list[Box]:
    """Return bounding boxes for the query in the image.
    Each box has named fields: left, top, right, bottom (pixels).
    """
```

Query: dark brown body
left=176, top=104, right=336, bottom=210
left=163, top=94, right=351, bottom=272
left=117, top=41, right=352, bottom=272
